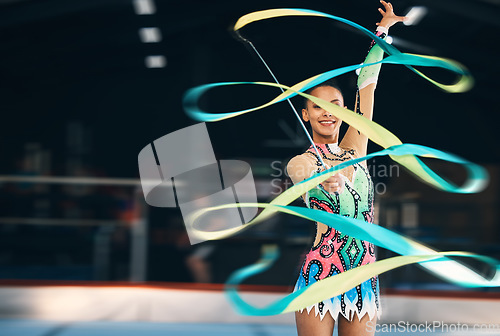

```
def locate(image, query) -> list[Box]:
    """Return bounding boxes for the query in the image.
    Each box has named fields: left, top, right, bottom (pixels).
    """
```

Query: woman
left=286, top=2, right=406, bottom=335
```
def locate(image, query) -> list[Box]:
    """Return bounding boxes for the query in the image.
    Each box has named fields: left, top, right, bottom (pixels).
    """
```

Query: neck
left=312, top=132, right=338, bottom=144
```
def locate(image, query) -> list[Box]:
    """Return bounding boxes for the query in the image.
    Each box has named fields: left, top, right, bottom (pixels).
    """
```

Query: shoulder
left=286, top=153, right=317, bottom=184
left=287, top=153, right=315, bottom=170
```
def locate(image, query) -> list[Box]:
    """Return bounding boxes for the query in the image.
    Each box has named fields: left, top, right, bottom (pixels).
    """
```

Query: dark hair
left=302, top=78, right=343, bottom=109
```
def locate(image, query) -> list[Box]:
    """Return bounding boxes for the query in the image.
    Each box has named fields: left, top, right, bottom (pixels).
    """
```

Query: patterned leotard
left=291, top=142, right=381, bottom=321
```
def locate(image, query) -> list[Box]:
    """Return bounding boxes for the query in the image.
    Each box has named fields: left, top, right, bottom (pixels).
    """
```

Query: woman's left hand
left=376, top=1, right=407, bottom=29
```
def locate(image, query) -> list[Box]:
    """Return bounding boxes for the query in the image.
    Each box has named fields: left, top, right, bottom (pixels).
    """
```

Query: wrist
left=376, top=26, right=389, bottom=35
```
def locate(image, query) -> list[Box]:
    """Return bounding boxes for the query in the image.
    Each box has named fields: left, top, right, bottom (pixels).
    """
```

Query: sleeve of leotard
left=286, top=154, right=317, bottom=204
left=340, top=26, right=388, bottom=157
left=357, top=26, right=388, bottom=90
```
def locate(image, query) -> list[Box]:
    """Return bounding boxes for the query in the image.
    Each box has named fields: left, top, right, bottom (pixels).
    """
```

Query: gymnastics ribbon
left=226, top=247, right=500, bottom=316
left=185, top=83, right=486, bottom=194
left=233, top=9, right=473, bottom=93
left=186, top=143, right=487, bottom=241
left=182, top=8, right=493, bottom=316
left=185, top=12, right=477, bottom=193
left=185, top=145, right=496, bottom=309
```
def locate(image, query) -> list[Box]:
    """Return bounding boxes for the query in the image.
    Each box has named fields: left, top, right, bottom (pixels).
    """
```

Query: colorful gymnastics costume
left=287, top=28, right=388, bottom=322
left=288, top=143, right=380, bottom=321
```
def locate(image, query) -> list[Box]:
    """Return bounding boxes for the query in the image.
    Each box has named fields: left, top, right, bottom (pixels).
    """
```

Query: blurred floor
left=0, top=320, right=296, bottom=336
left=0, top=284, right=499, bottom=335
left=1, top=320, right=500, bottom=336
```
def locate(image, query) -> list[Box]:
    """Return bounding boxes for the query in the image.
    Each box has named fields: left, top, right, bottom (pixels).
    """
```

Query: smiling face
left=302, top=86, right=344, bottom=144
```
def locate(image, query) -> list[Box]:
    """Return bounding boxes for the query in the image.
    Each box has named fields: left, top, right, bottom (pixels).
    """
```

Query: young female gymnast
left=286, top=2, right=407, bottom=335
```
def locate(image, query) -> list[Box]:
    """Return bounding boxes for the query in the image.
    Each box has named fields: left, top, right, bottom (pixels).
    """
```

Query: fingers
left=378, top=0, right=407, bottom=28
left=380, top=0, right=397, bottom=17
left=317, top=167, right=347, bottom=193
left=323, top=181, right=341, bottom=188
left=321, top=181, right=343, bottom=193
left=321, top=172, right=346, bottom=194
left=380, top=0, right=391, bottom=12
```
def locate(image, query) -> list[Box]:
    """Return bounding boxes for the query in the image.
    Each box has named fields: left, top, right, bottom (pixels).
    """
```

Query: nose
left=322, top=109, right=332, bottom=117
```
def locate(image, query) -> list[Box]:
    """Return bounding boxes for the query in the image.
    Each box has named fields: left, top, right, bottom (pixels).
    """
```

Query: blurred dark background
left=0, top=0, right=498, bottom=291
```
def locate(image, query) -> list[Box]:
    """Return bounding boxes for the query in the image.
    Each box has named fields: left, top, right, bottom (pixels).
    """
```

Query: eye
left=313, top=105, right=320, bottom=109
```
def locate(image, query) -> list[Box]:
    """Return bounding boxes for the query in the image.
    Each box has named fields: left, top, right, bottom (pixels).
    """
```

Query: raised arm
left=340, top=1, right=407, bottom=157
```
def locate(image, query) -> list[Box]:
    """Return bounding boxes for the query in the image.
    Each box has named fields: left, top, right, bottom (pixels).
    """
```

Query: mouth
left=319, top=120, right=336, bottom=126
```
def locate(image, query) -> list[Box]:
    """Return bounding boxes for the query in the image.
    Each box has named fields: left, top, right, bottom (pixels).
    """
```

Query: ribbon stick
left=234, top=21, right=329, bottom=170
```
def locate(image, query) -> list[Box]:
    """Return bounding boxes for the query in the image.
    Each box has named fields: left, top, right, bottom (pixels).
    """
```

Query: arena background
left=0, top=0, right=499, bottom=335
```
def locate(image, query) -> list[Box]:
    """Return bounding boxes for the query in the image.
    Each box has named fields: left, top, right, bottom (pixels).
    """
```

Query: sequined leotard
left=288, top=142, right=381, bottom=321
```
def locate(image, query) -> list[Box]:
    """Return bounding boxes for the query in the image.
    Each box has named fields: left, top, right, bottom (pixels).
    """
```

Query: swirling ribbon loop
left=182, top=8, right=494, bottom=316
left=233, top=8, right=473, bottom=93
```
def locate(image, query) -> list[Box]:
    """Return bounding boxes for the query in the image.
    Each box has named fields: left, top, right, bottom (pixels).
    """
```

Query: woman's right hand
left=321, top=170, right=346, bottom=194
